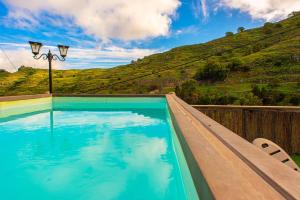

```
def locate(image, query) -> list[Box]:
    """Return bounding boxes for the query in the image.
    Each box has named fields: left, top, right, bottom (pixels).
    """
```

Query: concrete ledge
left=0, top=94, right=51, bottom=102
left=167, top=93, right=300, bottom=200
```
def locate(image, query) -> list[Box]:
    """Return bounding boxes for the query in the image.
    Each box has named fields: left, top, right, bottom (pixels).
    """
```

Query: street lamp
left=29, top=41, right=69, bottom=94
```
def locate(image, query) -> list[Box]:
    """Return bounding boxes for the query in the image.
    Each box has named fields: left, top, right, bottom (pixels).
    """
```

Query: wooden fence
left=193, top=105, right=300, bottom=155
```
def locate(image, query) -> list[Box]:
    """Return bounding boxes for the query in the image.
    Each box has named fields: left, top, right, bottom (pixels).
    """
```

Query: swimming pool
left=0, top=97, right=198, bottom=200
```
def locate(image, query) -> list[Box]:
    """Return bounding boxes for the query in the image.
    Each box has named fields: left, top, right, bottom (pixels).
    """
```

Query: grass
left=292, top=154, right=300, bottom=167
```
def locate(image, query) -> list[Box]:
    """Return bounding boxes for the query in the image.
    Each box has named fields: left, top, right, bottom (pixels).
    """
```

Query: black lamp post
left=29, top=41, right=69, bottom=94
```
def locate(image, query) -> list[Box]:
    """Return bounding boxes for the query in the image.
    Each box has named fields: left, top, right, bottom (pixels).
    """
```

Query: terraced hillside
left=1, top=14, right=300, bottom=105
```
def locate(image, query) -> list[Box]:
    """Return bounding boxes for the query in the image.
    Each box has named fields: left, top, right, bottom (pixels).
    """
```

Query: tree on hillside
left=0, top=69, right=8, bottom=73
left=237, top=27, right=245, bottom=33
left=225, top=32, right=234, bottom=37
left=288, top=11, right=300, bottom=18
left=175, top=80, right=199, bottom=104
left=264, top=22, right=273, bottom=27
left=194, top=60, right=229, bottom=82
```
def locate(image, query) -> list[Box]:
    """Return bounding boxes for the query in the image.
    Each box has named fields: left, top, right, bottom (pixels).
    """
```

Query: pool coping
left=0, top=94, right=166, bottom=102
left=166, top=93, right=300, bottom=200
left=0, top=94, right=51, bottom=102
left=2, top=94, right=298, bottom=105
left=53, top=93, right=165, bottom=97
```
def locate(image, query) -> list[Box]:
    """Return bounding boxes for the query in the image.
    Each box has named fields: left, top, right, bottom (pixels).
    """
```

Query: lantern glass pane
left=29, top=41, right=42, bottom=55
left=58, top=45, right=69, bottom=58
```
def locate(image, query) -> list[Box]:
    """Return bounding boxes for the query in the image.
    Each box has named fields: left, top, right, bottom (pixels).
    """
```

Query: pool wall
left=166, top=109, right=200, bottom=200
left=168, top=106, right=214, bottom=200
left=0, top=97, right=52, bottom=120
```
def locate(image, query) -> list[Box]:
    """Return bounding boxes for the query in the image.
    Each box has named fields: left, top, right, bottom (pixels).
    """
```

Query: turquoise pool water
left=0, top=97, right=198, bottom=200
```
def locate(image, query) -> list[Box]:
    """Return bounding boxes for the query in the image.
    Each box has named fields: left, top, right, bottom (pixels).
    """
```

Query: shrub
left=0, top=69, right=8, bottom=73
left=239, top=92, right=263, bottom=105
left=227, top=58, right=243, bottom=71
left=194, top=61, right=229, bottom=82
left=251, top=43, right=263, bottom=53
left=263, top=27, right=273, bottom=34
left=290, top=96, right=300, bottom=105
left=55, top=73, right=63, bottom=78
left=263, top=22, right=273, bottom=34
left=180, top=69, right=186, bottom=74
left=251, top=84, right=286, bottom=105
left=275, top=23, right=283, bottom=28
left=197, top=94, right=212, bottom=104
left=227, top=58, right=250, bottom=72
left=196, top=91, right=237, bottom=105
left=225, top=32, right=234, bottom=37
left=175, top=80, right=199, bottom=104
left=274, top=92, right=286, bottom=103
left=252, top=84, right=264, bottom=98
left=240, top=64, right=251, bottom=72
left=264, top=22, right=273, bottom=27
left=267, top=79, right=280, bottom=88
left=214, top=48, right=223, bottom=56
left=215, top=94, right=237, bottom=105
left=274, top=61, right=282, bottom=67
left=252, top=84, right=271, bottom=103
left=148, top=84, right=159, bottom=91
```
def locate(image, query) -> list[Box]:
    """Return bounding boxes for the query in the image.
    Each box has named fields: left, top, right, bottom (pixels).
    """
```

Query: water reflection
left=0, top=109, right=186, bottom=200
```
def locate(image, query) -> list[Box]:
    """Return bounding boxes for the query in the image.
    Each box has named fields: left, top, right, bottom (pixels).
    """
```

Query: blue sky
left=0, top=0, right=298, bottom=71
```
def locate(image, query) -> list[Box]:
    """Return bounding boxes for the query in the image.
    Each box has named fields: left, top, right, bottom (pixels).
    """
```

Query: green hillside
left=1, top=14, right=300, bottom=105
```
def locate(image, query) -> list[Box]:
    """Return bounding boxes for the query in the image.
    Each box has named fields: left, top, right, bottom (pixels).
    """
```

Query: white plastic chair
left=253, top=138, right=299, bottom=172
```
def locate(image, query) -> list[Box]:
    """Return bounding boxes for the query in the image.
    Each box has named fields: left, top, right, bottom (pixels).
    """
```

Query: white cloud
left=192, top=0, right=300, bottom=21
left=0, top=43, right=160, bottom=72
left=3, top=0, right=181, bottom=41
left=201, top=0, right=209, bottom=19
left=0, top=43, right=52, bottom=72
left=174, top=25, right=200, bottom=36
left=218, top=0, right=300, bottom=21
left=192, top=0, right=209, bottom=20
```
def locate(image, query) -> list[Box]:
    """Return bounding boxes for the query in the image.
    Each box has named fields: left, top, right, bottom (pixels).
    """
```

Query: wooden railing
left=193, top=105, right=300, bottom=155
